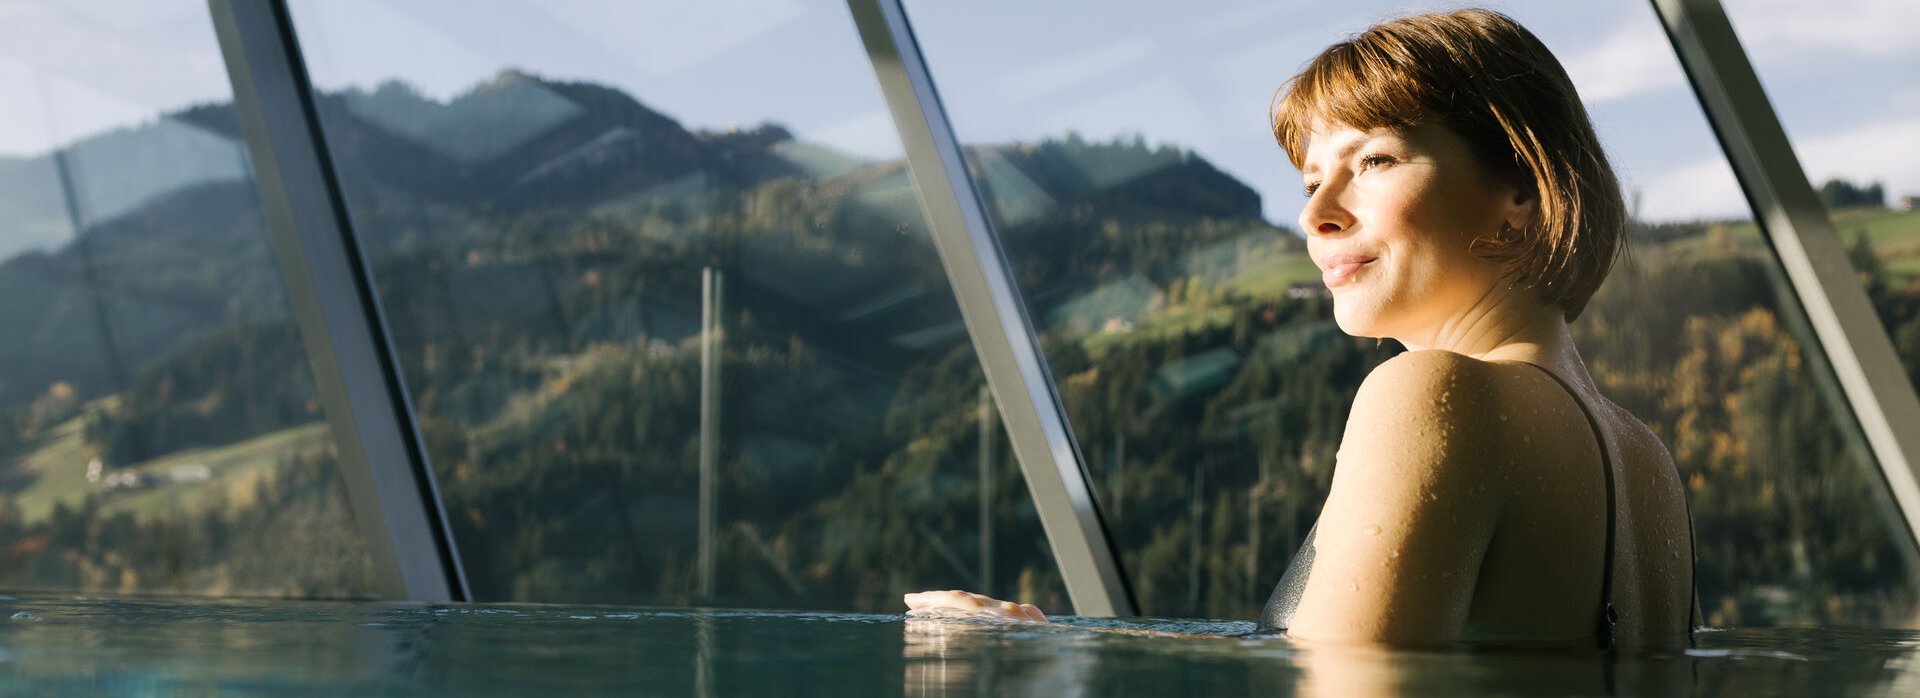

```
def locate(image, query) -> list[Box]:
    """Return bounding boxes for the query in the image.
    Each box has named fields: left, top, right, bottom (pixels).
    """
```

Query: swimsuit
left=1259, top=361, right=1676, bottom=639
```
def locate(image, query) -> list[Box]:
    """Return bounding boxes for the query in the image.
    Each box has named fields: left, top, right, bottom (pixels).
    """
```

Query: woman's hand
left=903, top=590, right=1048, bottom=622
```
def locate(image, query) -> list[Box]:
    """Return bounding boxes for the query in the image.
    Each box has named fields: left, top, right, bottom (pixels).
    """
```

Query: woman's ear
left=1504, top=184, right=1539, bottom=233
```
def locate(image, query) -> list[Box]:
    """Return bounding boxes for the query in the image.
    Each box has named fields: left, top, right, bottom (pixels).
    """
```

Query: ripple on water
left=0, top=596, right=1911, bottom=695
left=1685, top=648, right=1809, bottom=661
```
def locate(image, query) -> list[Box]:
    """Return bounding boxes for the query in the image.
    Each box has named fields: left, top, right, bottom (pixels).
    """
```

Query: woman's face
left=1297, top=122, right=1530, bottom=343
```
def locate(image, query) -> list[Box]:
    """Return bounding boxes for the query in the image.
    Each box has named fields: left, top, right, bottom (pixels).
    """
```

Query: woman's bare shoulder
left=1354, top=350, right=1500, bottom=408
left=1340, top=350, right=1514, bottom=484
left=1351, top=350, right=1509, bottom=429
left=1345, top=350, right=1564, bottom=479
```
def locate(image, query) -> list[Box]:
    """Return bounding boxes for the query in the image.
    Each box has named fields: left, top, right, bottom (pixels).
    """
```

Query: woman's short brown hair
left=1272, top=8, right=1625, bottom=320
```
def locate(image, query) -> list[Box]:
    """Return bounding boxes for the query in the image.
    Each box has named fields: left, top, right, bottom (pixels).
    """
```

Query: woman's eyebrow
left=1302, top=137, right=1372, bottom=176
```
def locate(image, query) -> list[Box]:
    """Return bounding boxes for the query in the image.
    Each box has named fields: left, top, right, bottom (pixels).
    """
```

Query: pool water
left=1, top=595, right=1916, bottom=696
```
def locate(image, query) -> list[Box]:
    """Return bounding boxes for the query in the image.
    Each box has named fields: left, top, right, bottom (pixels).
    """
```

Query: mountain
left=320, top=71, right=809, bottom=219
left=0, top=110, right=252, bottom=264
left=0, top=68, right=1280, bottom=424
left=971, top=135, right=1263, bottom=225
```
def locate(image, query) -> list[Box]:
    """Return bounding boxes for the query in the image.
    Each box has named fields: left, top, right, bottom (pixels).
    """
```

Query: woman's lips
left=1321, top=255, right=1376, bottom=288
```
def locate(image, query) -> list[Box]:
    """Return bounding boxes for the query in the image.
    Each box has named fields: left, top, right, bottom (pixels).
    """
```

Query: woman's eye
left=1359, top=154, right=1395, bottom=171
left=1303, top=182, right=1321, bottom=198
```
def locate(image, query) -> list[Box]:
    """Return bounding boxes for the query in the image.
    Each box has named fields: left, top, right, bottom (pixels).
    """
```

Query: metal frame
left=208, top=0, right=469, bottom=602
left=847, top=0, right=1138, bottom=616
left=1653, top=0, right=1920, bottom=552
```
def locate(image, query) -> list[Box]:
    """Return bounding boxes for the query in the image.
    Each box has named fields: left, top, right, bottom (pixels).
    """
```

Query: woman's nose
left=1299, top=186, right=1354, bottom=236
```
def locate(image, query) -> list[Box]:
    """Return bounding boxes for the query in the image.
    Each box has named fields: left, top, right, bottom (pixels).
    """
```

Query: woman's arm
left=904, top=590, right=1048, bottom=622
left=1285, top=350, right=1507, bottom=644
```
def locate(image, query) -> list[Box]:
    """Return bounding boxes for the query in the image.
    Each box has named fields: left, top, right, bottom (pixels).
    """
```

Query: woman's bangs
left=1273, top=44, right=1428, bottom=168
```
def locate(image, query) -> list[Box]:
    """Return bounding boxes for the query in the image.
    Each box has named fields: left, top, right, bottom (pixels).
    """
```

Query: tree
left=1820, top=178, right=1887, bottom=210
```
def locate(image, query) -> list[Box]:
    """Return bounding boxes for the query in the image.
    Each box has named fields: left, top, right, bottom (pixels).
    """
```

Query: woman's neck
left=1394, top=282, right=1577, bottom=370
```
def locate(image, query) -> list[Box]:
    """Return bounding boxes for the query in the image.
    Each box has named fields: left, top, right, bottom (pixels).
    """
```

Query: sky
left=0, top=0, right=233, bottom=155
left=0, top=0, right=1913, bottom=228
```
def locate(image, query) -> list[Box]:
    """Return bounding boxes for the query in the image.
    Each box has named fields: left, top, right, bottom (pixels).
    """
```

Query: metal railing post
left=846, top=0, right=1137, bottom=615
left=207, top=0, right=469, bottom=601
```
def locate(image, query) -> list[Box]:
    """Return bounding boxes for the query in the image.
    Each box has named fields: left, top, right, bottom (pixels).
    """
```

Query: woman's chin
left=1330, top=304, right=1381, bottom=339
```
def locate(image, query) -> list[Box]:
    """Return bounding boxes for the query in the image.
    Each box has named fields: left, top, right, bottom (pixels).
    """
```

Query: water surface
left=0, top=596, right=1914, bottom=695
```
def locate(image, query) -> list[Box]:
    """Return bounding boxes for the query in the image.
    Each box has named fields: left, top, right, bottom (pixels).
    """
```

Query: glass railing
left=282, top=0, right=1069, bottom=611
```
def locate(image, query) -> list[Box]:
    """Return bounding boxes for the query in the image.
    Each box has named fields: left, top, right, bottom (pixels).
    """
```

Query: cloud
left=1629, top=157, right=1750, bottom=222
left=1721, top=0, right=1920, bottom=61
left=1559, top=25, right=1688, bottom=104
left=0, top=2, right=232, bottom=149
left=1627, top=113, right=1920, bottom=222
left=1793, top=115, right=1920, bottom=196
left=1558, top=0, right=1919, bottom=106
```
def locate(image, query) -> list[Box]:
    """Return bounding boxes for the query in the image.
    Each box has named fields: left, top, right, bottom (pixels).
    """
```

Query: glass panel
left=907, top=0, right=1919, bottom=624
left=1721, top=0, right=1920, bottom=413
left=283, top=0, right=1068, bottom=612
left=0, top=1, right=374, bottom=596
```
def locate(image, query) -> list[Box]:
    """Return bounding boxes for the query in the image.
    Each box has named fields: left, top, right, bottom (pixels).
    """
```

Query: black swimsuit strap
left=1507, top=361, right=1619, bottom=642
left=1259, top=360, right=1642, bottom=639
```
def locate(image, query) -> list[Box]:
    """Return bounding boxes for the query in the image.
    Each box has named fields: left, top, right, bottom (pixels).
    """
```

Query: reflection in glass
left=284, top=0, right=1068, bottom=611
left=907, top=0, right=1917, bottom=624
left=0, top=1, right=372, bottom=595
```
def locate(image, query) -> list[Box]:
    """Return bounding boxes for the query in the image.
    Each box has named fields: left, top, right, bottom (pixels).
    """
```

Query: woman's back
left=1275, top=351, right=1693, bottom=643
left=1462, top=358, right=1694, bottom=640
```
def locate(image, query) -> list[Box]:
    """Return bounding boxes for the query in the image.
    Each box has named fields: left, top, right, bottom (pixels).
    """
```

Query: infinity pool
left=1, top=595, right=1916, bottom=695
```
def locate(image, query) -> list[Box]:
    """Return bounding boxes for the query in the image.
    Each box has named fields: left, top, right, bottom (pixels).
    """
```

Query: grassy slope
left=1833, top=208, right=1920, bottom=279
left=3, top=418, right=330, bottom=524
left=8, top=418, right=91, bottom=523
left=1724, top=208, right=1920, bottom=279
left=102, top=422, right=331, bottom=519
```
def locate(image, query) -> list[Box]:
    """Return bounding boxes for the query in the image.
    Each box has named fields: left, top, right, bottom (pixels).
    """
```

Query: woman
left=908, top=8, right=1694, bottom=645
